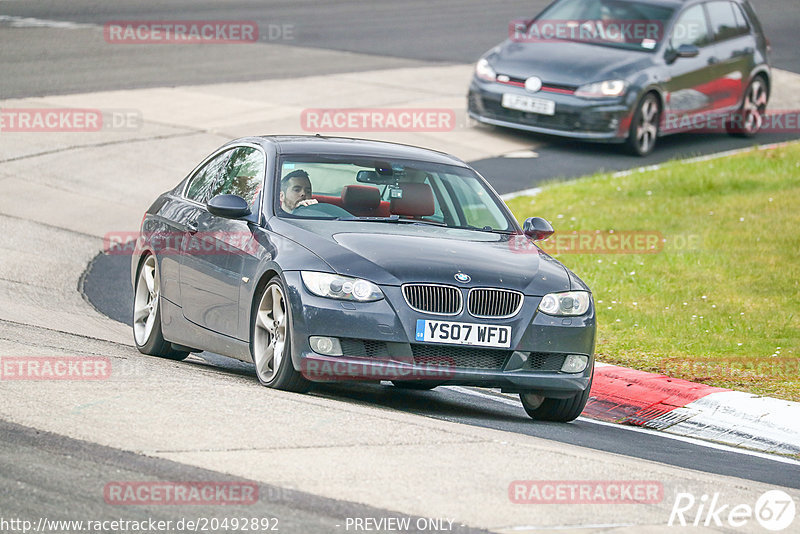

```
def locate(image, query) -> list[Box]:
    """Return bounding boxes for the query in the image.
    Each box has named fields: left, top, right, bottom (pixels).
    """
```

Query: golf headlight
left=538, top=291, right=591, bottom=316
left=301, top=272, right=383, bottom=302
left=575, top=79, right=628, bottom=98
left=475, top=58, right=497, bottom=82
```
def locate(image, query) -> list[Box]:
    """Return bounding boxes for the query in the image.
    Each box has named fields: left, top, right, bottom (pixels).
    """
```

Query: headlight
left=575, top=80, right=628, bottom=98
left=301, top=272, right=383, bottom=302
left=475, top=58, right=497, bottom=82
left=538, top=291, right=591, bottom=316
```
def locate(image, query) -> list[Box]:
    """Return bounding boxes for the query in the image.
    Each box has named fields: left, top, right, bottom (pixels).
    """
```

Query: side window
left=185, top=149, right=233, bottom=203
left=730, top=2, right=750, bottom=34
left=210, top=147, right=266, bottom=209
left=670, top=4, right=711, bottom=48
left=705, top=1, right=742, bottom=41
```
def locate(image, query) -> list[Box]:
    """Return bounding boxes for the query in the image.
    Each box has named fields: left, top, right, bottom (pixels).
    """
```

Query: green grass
left=505, top=143, right=800, bottom=401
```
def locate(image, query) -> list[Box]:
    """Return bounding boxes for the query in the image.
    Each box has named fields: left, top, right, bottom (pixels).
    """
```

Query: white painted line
left=0, top=15, right=94, bottom=29
left=498, top=523, right=635, bottom=531
left=612, top=140, right=800, bottom=178
left=502, top=150, right=539, bottom=159
left=500, top=187, right=541, bottom=201
left=444, top=386, right=800, bottom=466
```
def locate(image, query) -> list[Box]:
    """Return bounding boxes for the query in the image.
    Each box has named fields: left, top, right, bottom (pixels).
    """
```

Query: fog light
left=309, top=336, right=342, bottom=356
left=561, top=354, right=588, bottom=373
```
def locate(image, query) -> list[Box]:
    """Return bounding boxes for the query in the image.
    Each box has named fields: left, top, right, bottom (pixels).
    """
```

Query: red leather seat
left=390, top=183, right=435, bottom=217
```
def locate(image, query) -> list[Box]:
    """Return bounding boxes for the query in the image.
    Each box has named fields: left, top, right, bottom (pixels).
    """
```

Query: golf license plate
left=415, top=319, right=511, bottom=348
left=501, top=93, right=555, bottom=115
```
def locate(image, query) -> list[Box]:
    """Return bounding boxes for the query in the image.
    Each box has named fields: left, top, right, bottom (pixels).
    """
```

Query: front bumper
left=468, top=77, right=635, bottom=141
left=282, top=271, right=595, bottom=396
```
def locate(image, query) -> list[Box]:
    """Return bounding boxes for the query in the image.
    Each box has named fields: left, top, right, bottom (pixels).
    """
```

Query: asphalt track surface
left=0, top=419, right=486, bottom=534
left=4, top=0, right=800, bottom=528
left=79, top=254, right=800, bottom=491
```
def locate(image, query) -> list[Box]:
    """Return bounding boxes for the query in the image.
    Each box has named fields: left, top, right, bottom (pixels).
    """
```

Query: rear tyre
left=520, top=375, right=593, bottom=422
left=727, top=76, right=768, bottom=137
left=626, top=93, right=660, bottom=156
left=391, top=381, right=440, bottom=390
left=132, top=254, right=188, bottom=361
left=251, top=276, right=310, bottom=392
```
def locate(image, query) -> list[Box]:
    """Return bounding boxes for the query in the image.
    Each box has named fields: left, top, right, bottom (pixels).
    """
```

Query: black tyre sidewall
left=251, top=276, right=310, bottom=392
left=133, top=254, right=187, bottom=361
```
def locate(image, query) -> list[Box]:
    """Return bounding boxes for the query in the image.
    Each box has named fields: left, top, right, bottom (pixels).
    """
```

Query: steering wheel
left=292, top=202, right=352, bottom=218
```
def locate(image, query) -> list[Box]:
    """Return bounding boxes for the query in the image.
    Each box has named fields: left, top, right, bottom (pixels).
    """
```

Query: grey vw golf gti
left=468, top=0, right=771, bottom=155
left=131, top=136, right=596, bottom=422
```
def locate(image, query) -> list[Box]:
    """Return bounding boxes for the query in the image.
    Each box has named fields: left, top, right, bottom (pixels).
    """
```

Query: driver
left=279, top=169, right=318, bottom=213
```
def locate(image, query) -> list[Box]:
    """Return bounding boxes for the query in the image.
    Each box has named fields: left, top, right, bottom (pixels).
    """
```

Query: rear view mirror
left=356, top=170, right=396, bottom=184
left=523, top=217, right=554, bottom=241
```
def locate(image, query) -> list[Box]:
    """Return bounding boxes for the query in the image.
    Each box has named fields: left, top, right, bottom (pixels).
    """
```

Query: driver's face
left=280, top=177, right=312, bottom=211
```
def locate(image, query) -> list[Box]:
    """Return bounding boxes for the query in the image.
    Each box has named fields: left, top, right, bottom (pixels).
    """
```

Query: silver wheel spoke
left=144, top=265, right=155, bottom=293
left=253, top=282, right=288, bottom=384
left=134, top=256, right=159, bottom=346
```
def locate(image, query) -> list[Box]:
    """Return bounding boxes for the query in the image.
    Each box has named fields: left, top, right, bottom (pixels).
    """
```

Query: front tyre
left=132, top=254, right=188, bottom=360
left=520, top=376, right=593, bottom=422
left=626, top=93, right=660, bottom=156
left=251, top=276, right=310, bottom=392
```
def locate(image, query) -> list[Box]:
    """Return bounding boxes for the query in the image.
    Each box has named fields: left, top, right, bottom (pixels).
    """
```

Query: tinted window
left=185, top=149, right=233, bottom=203
left=534, top=0, right=675, bottom=51
left=276, top=158, right=513, bottom=232
left=671, top=4, right=710, bottom=48
left=731, top=2, right=750, bottom=33
left=210, top=146, right=265, bottom=209
left=706, top=1, right=744, bottom=41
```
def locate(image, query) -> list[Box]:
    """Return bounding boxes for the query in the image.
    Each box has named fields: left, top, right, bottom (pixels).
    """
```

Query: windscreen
left=531, top=0, right=676, bottom=50
left=274, top=156, right=514, bottom=233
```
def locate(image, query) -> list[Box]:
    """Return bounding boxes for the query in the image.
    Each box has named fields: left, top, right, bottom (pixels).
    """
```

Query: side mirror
left=675, top=43, right=700, bottom=58
left=207, top=194, right=251, bottom=219
left=523, top=217, right=554, bottom=241
left=665, top=43, right=699, bottom=63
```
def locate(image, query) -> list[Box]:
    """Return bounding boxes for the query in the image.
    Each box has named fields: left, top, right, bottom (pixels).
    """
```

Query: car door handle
left=186, top=221, right=198, bottom=234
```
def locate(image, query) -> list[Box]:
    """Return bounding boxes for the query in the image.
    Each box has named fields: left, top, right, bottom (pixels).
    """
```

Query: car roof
left=244, top=135, right=470, bottom=167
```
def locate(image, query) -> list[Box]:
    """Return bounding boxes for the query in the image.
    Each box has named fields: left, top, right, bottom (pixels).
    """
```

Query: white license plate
left=501, top=93, right=555, bottom=115
left=415, top=319, right=511, bottom=348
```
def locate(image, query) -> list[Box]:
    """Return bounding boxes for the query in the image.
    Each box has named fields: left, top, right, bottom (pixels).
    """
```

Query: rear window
left=705, top=1, right=748, bottom=41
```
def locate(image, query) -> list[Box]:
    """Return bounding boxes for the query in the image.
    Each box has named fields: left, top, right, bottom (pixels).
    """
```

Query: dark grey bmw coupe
left=131, top=136, right=596, bottom=422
